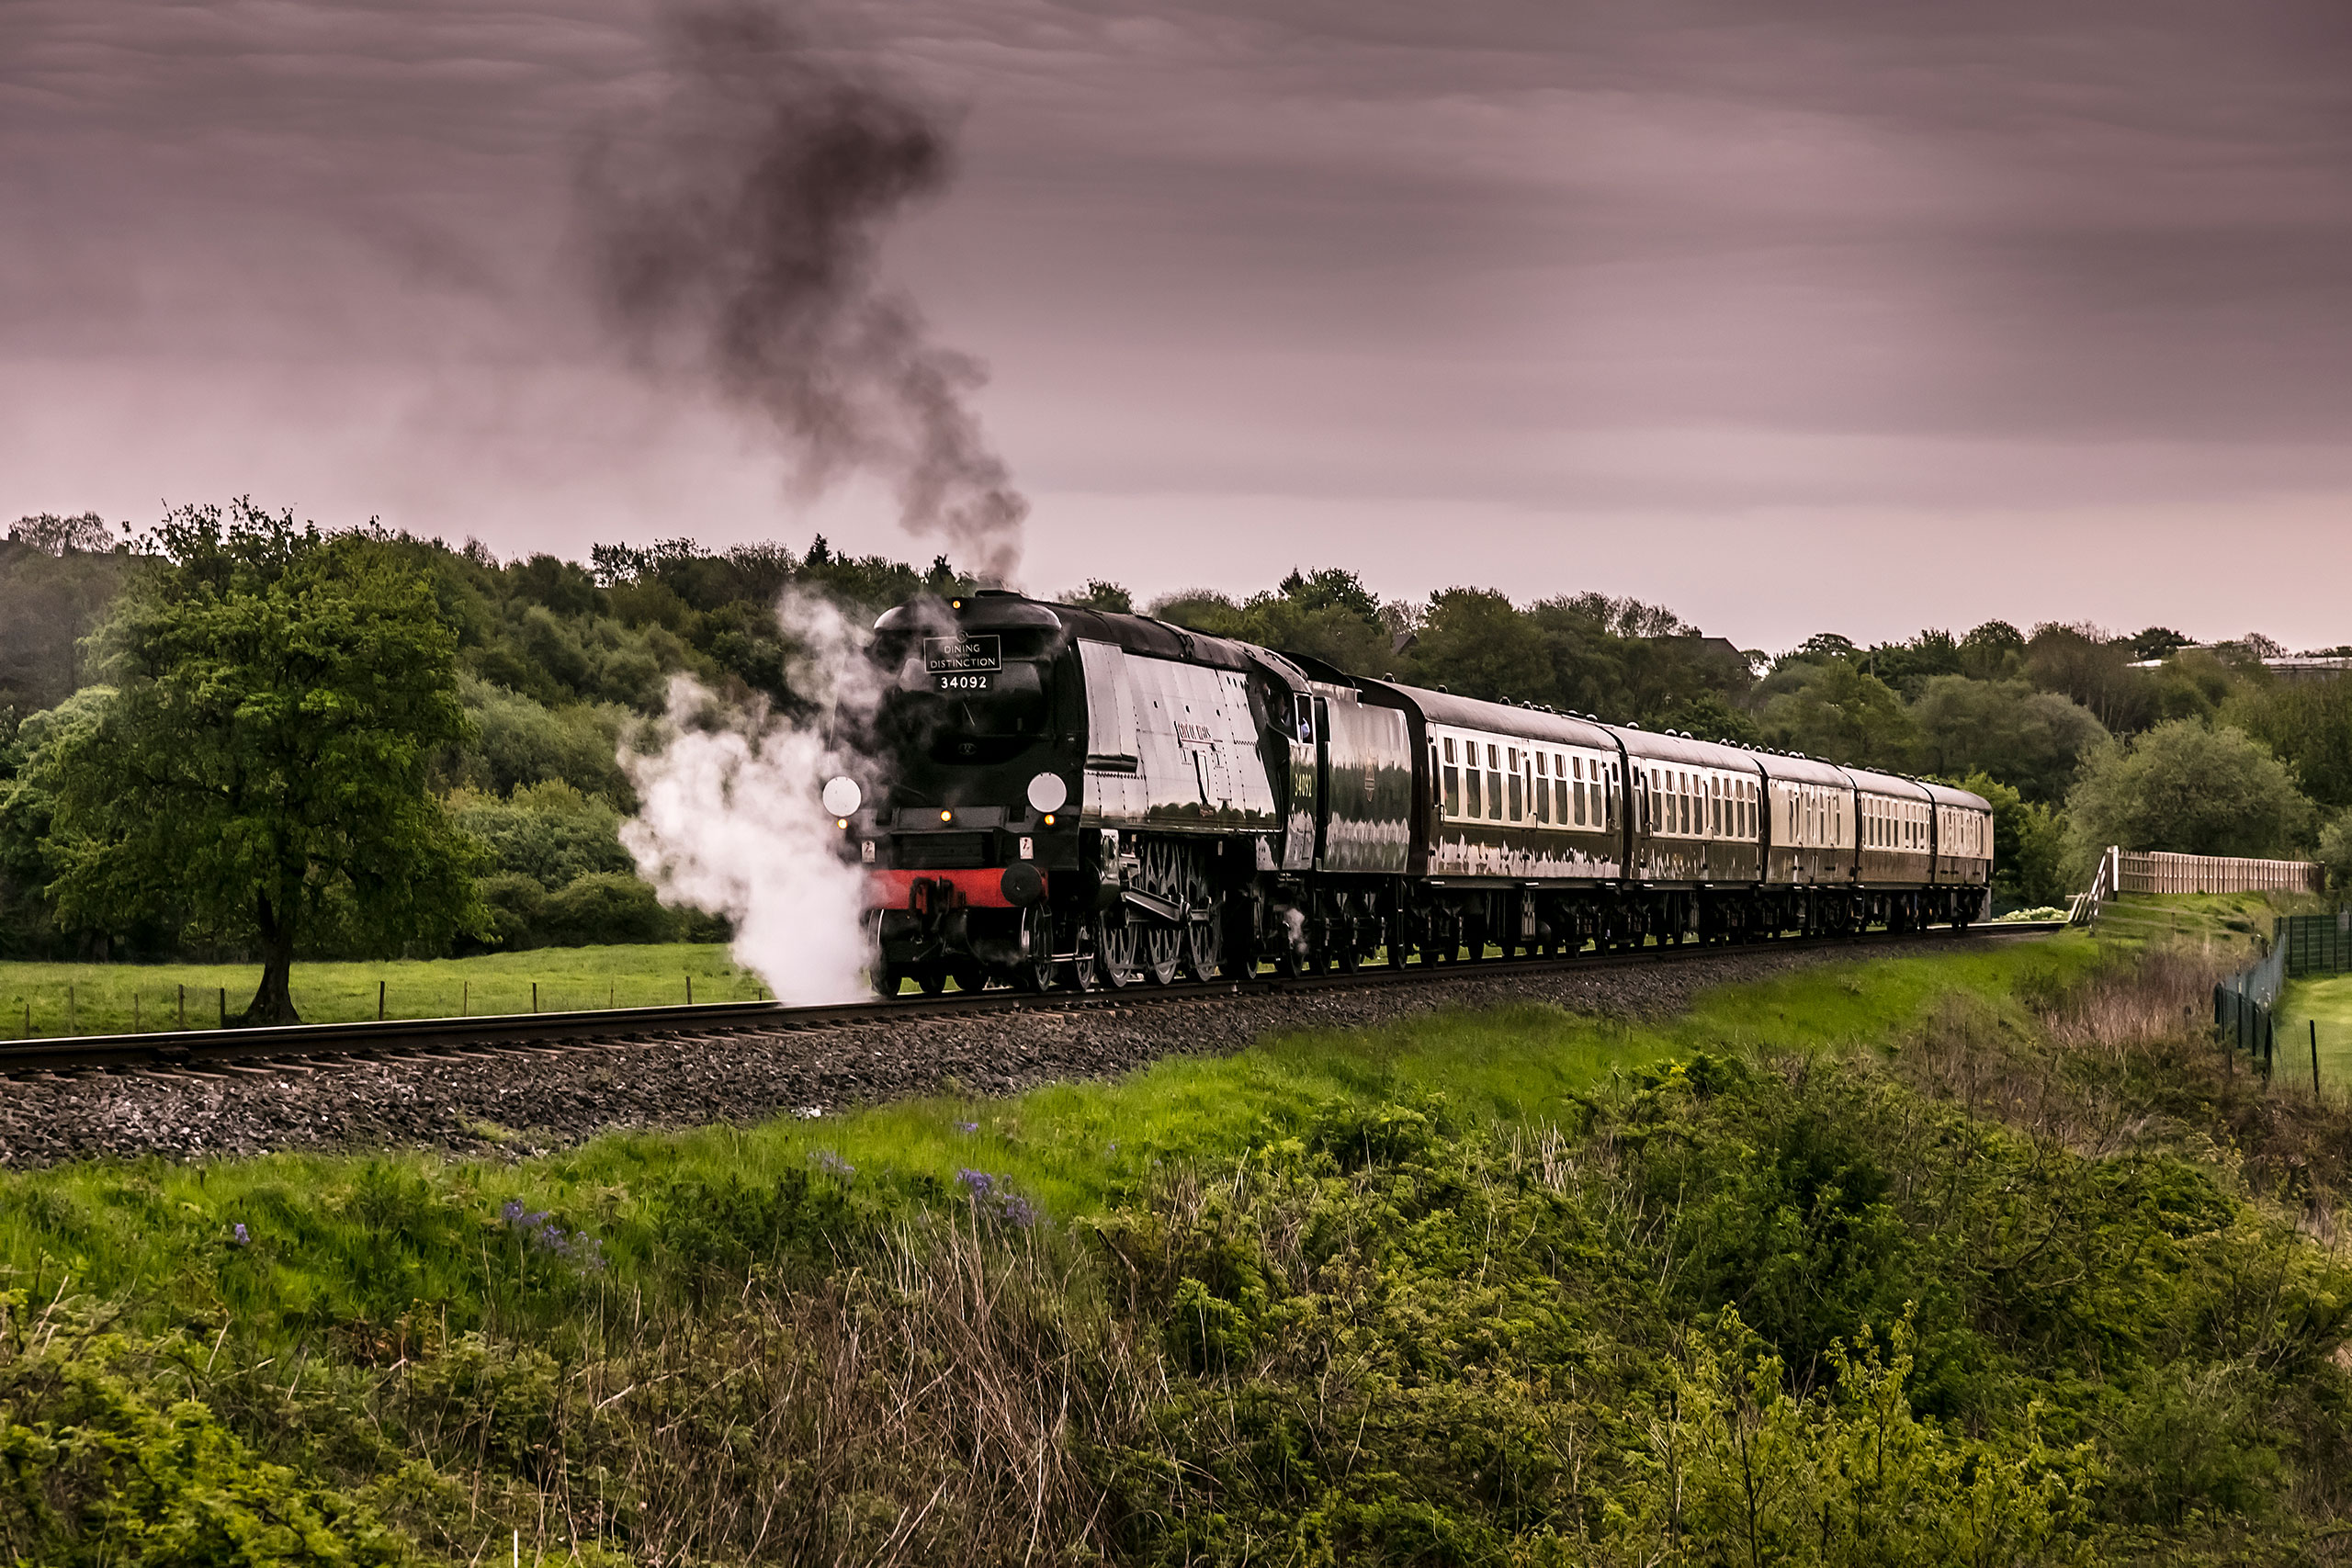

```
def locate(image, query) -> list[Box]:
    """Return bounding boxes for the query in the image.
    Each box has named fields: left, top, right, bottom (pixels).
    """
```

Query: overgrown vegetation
left=5, top=936, right=2352, bottom=1562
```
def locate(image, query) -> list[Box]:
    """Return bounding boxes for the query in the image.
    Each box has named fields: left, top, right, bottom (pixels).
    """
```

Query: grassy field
left=2278, top=971, right=2352, bottom=1095
left=0, top=942, right=772, bottom=1038
left=0, top=931, right=2104, bottom=1329
left=2088, top=887, right=2323, bottom=950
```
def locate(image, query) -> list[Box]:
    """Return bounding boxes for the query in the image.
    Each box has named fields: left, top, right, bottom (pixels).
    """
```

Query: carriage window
left=1489, top=763, right=1504, bottom=820
left=1535, top=761, right=1549, bottom=824
left=1444, top=760, right=1461, bottom=818
left=1509, top=767, right=1522, bottom=821
left=1465, top=766, right=1482, bottom=818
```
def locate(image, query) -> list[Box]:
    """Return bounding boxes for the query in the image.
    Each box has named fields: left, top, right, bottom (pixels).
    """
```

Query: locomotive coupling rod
left=1121, top=886, right=1183, bottom=923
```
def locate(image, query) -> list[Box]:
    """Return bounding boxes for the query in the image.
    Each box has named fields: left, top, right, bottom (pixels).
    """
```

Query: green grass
left=0, top=942, right=771, bottom=1038
left=2278, top=973, right=2352, bottom=1096
left=0, top=931, right=2102, bottom=1351
left=2091, top=889, right=2322, bottom=951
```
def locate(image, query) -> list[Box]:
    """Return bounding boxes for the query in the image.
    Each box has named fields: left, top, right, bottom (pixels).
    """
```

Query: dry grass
left=1897, top=940, right=2352, bottom=1244
left=374, top=1214, right=1164, bottom=1566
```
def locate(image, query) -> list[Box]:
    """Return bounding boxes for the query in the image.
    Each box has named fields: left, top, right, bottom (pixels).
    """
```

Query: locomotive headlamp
left=835, top=818, right=848, bottom=829
left=1025, top=773, right=1069, bottom=813
left=820, top=776, right=862, bottom=818
left=1043, top=813, right=1057, bottom=826
left=940, top=808, right=954, bottom=822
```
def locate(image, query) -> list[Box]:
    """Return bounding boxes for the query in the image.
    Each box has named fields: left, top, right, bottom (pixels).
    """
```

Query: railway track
left=0, top=920, right=2067, bottom=1080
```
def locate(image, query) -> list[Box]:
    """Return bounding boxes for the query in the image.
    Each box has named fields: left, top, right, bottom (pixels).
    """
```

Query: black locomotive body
left=839, top=591, right=1992, bottom=994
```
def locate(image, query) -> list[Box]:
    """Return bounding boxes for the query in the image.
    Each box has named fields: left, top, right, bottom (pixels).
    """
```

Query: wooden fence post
left=686, top=975, right=694, bottom=1005
left=66, top=983, right=74, bottom=1035
left=218, top=987, right=226, bottom=1028
left=2314, top=1020, right=2324, bottom=1098
left=532, top=982, right=538, bottom=1014
left=378, top=980, right=386, bottom=1021
left=177, top=984, right=187, bottom=1030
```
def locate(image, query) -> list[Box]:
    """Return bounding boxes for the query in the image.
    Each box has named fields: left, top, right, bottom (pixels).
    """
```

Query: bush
left=0, top=1307, right=403, bottom=1565
left=474, top=872, right=547, bottom=951
left=1961, top=772, right=2074, bottom=908
left=539, top=872, right=675, bottom=947
left=441, top=679, right=632, bottom=807
left=2065, top=719, right=2313, bottom=863
left=449, top=782, right=633, bottom=892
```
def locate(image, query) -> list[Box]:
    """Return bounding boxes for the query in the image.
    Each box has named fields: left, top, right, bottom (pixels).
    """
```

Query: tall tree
left=2064, top=719, right=2312, bottom=863
left=28, top=501, right=483, bottom=1022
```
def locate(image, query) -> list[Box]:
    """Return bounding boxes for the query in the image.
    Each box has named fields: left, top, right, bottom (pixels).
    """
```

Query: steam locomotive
left=825, top=590, right=1993, bottom=996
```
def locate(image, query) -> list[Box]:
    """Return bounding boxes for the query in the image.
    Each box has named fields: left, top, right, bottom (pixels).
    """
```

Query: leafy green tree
left=1860, top=628, right=1962, bottom=695
left=1957, top=772, right=2072, bottom=908
left=2064, top=719, right=2313, bottom=862
left=1053, top=579, right=1134, bottom=613
left=2318, top=809, right=2352, bottom=895
left=0, top=528, right=139, bottom=716
left=1408, top=588, right=1552, bottom=702
left=2227, top=674, right=2352, bottom=810
left=2129, top=626, right=2193, bottom=660
left=1958, top=619, right=2026, bottom=680
left=1276, top=567, right=1381, bottom=626
left=28, top=501, right=484, bottom=1022
left=2025, top=623, right=2154, bottom=733
left=1759, top=661, right=1916, bottom=768
left=1907, top=677, right=2109, bottom=802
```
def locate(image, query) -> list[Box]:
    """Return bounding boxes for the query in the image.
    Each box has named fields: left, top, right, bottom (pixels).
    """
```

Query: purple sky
left=6, top=0, right=2351, bottom=652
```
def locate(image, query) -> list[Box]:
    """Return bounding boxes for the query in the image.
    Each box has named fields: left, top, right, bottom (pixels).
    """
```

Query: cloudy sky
left=6, top=0, right=2350, bottom=651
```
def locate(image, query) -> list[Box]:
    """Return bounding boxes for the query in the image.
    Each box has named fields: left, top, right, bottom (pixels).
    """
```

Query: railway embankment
left=6, top=922, right=2352, bottom=1564
left=0, top=931, right=2005, bottom=1167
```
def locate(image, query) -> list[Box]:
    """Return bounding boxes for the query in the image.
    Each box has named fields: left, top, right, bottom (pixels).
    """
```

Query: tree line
left=3, top=501, right=2347, bottom=1019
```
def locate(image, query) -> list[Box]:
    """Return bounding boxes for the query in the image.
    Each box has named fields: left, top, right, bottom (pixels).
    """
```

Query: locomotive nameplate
left=926, top=635, right=1001, bottom=691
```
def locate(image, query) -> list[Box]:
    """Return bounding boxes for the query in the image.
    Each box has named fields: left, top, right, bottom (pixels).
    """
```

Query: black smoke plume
left=580, top=4, right=1025, bottom=581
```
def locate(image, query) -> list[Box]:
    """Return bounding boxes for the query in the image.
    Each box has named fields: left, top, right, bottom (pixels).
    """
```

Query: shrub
left=538, top=872, right=674, bottom=948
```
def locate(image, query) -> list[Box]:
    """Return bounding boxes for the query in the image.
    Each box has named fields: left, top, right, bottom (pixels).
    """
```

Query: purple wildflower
left=232, top=1223, right=249, bottom=1247
left=956, top=1168, right=993, bottom=1199
left=814, top=1150, right=855, bottom=1178
left=955, top=1121, right=978, bottom=1134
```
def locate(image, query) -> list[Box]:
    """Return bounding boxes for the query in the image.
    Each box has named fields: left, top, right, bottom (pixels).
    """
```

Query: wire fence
left=2213, top=913, right=2352, bottom=1091
left=6, top=969, right=771, bottom=1040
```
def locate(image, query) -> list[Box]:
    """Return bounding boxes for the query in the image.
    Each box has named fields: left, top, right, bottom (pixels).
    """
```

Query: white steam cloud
left=617, top=590, right=902, bottom=1007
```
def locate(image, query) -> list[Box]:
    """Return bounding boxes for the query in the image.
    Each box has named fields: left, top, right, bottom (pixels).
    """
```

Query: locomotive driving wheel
left=1181, top=848, right=1222, bottom=980
left=1137, top=840, right=1182, bottom=986
left=1096, top=910, right=1140, bottom=988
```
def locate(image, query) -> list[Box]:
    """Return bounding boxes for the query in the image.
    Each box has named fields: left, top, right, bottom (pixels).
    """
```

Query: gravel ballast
left=0, top=939, right=1984, bottom=1168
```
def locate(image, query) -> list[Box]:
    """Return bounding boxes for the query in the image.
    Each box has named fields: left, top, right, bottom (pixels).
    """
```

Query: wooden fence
left=2110, top=849, right=2322, bottom=896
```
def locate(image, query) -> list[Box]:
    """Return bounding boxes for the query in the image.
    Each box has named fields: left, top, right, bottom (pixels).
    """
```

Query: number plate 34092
left=935, top=672, right=994, bottom=693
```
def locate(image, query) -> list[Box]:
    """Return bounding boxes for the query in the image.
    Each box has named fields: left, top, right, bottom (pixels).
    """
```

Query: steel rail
left=0, top=920, right=2068, bottom=1077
